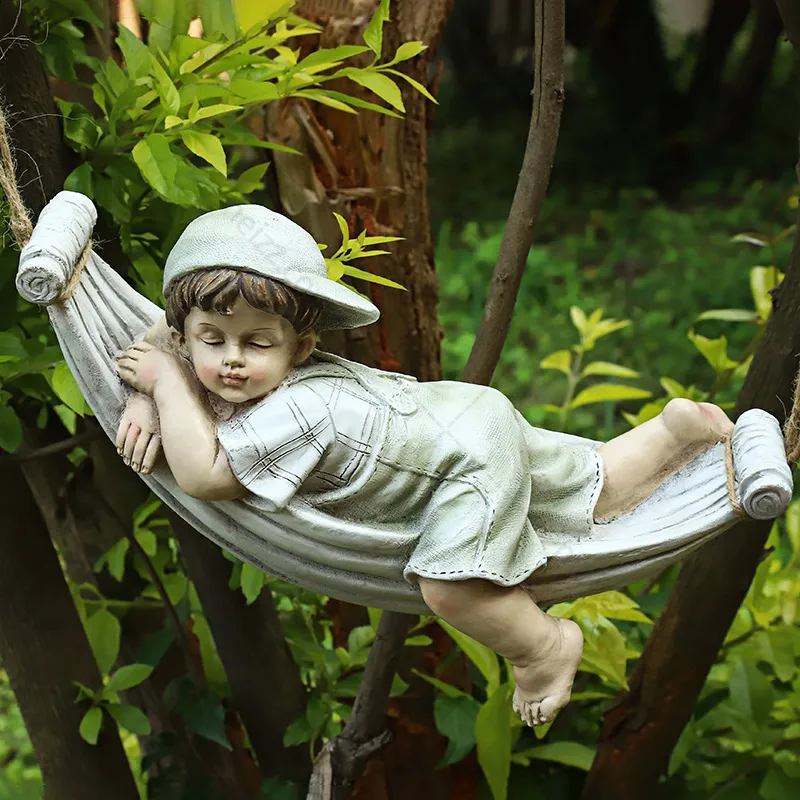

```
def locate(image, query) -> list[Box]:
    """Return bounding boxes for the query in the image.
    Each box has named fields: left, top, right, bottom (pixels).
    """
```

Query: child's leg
left=594, top=398, right=734, bottom=521
left=419, top=577, right=583, bottom=726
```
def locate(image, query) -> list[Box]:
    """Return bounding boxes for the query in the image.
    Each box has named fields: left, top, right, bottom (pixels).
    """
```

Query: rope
left=0, top=103, right=91, bottom=302
left=0, top=101, right=798, bottom=516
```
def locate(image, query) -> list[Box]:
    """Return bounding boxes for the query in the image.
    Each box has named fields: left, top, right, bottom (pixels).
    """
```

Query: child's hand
left=117, top=341, right=178, bottom=396
left=116, top=392, right=161, bottom=474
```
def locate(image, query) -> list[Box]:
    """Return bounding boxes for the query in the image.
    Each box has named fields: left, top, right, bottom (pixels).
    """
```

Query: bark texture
left=0, top=466, right=139, bottom=799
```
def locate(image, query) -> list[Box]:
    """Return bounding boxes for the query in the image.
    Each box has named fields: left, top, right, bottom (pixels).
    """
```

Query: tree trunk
left=686, top=0, right=751, bottom=112
left=0, top=465, right=139, bottom=799
left=167, top=512, right=311, bottom=786
left=582, top=127, right=800, bottom=800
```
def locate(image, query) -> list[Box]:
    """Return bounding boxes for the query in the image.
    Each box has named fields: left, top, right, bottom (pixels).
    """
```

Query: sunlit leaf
left=540, top=350, right=572, bottom=376
left=180, top=130, right=227, bottom=175
left=570, top=384, right=651, bottom=408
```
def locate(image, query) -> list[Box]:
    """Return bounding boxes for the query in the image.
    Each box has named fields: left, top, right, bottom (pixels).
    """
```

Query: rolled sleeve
left=218, top=385, right=334, bottom=510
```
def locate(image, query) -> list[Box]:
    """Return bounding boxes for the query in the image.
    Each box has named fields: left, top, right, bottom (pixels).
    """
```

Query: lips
left=220, top=374, right=247, bottom=386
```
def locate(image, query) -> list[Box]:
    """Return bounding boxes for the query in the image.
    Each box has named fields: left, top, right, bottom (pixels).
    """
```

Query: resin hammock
left=14, top=192, right=794, bottom=614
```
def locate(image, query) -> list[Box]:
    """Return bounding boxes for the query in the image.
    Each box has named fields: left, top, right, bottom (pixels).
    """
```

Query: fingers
left=122, top=424, right=141, bottom=465
left=139, top=435, right=161, bottom=474
left=116, top=418, right=131, bottom=454
left=131, top=430, right=151, bottom=472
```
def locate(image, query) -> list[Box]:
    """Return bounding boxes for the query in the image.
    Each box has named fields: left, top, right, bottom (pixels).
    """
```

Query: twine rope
left=1, top=101, right=799, bottom=515
left=0, top=104, right=90, bottom=301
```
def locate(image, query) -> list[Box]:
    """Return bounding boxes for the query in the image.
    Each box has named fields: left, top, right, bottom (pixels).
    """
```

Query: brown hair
left=165, top=268, right=323, bottom=335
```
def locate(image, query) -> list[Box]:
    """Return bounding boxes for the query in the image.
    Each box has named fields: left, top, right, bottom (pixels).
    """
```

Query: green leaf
left=0, top=332, right=26, bottom=362
left=580, top=362, right=639, bottom=379
left=731, top=232, right=769, bottom=247
left=106, top=703, right=152, bottom=735
left=116, top=24, right=151, bottom=79
left=292, top=90, right=358, bottom=114
left=750, top=266, right=782, bottom=322
left=99, top=537, right=130, bottom=581
left=150, top=56, right=181, bottom=115
left=105, top=663, right=154, bottom=694
left=728, top=657, right=775, bottom=727
left=283, top=713, right=313, bottom=746
left=341, top=265, right=405, bottom=290
left=297, top=45, right=371, bottom=72
left=363, top=0, right=390, bottom=55
left=696, top=309, right=760, bottom=324
left=383, top=69, right=437, bottom=104
left=476, top=684, right=513, bottom=800
left=85, top=609, right=122, bottom=675
left=64, top=162, right=94, bottom=196
left=411, top=669, right=474, bottom=701
left=0, top=404, right=23, bottom=453
left=189, top=103, right=244, bottom=123
left=578, top=616, right=629, bottom=688
left=52, top=362, right=86, bottom=414
left=570, top=384, right=651, bottom=409
left=348, top=625, right=375, bottom=654
left=387, top=41, right=427, bottom=65
left=235, top=162, right=269, bottom=194
left=434, top=694, right=480, bottom=766
left=341, top=70, right=404, bottom=111
left=570, top=306, right=587, bottom=334
left=687, top=331, right=739, bottom=373
left=79, top=706, right=103, bottom=745
left=134, top=528, right=157, bottom=557
left=180, top=130, right=227, bottom=175
left=439, top=620, right=500, bottom=694
left=181, top=688, right=232, bottom=748
left=540, top=350, right=572, bottom=376
left=240, top=562, right=267, bottom=604
left=132, top=134, right=207, bottom=205
left=516, top=741, right=595, bottom=771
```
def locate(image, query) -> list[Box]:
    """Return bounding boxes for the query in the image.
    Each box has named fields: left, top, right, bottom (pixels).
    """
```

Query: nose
left=223, top=346, right=245, bottom=368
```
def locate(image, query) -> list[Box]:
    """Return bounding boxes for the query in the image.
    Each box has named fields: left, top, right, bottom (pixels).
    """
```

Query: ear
left=294, top=330, right=317, bottom=365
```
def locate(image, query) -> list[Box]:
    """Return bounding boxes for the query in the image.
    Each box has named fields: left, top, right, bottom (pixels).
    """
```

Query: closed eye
left=249, top=342, right=273, bottom=349
left=200, top=339, right=223, bottom=346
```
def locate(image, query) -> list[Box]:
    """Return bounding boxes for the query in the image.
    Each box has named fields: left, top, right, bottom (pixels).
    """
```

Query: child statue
left=116, top=205, right=734, bottom=727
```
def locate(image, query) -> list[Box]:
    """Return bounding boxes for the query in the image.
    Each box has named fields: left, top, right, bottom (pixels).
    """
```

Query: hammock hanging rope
left=9, top=189, right=795, bottom=613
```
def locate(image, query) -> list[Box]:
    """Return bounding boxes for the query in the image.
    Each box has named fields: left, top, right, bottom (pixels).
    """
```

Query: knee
left=419, top=578, right=464, bottom=619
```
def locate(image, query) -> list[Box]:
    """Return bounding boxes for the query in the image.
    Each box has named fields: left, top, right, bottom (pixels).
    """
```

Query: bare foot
left=661, top=398, right=733, bottom=445
left=511, top=617, right=584, bottom=727
left=594, top=399, right=733, bottom=521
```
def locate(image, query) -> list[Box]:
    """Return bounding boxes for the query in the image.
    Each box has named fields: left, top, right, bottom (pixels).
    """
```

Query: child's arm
left=117, top=341, right=246, bottom=501
left=117, top=317, right=174, bottom=472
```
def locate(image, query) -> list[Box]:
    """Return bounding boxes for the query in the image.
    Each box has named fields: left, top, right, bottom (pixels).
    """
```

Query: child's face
left=183, top=296, right=314, bottom=404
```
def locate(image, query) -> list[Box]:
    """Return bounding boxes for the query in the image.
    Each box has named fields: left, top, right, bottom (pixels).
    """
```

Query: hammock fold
left=15, top=192, right=794, bottom=613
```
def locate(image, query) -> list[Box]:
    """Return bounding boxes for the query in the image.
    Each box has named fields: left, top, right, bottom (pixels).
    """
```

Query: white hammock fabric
left=15, top=192, right=794, bottom=613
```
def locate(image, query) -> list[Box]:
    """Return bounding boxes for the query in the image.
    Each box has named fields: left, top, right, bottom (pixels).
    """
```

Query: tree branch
left=462, top=0, right=565, bottom=385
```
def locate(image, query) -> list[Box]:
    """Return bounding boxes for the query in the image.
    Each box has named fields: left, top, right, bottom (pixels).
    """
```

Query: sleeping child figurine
left=115, top=204, right=737, bottom=728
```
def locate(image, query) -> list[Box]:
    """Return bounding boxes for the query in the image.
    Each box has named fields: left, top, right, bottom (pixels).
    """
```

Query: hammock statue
left=14, top=190, right=794, bottom=727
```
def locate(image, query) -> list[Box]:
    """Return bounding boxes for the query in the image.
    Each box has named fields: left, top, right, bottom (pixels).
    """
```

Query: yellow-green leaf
left=164, top=115, right=183, bottom=129
left=388, top=41, right=427, bottom=65
left=52, top=362, right=86, bottom=415
left=180, top=130, right=227, bottom=175
left=476, top=684, right=513, bottom=800
left=189, top=103, right=244, bottom=123
left=687, top=331, right=738, bottom=372
left=343, top=70, right=404, bottom=111
left=581, top=362, right=639, bottom=379
left=540, top=350, right=572, bottom=376
left=570, top=306, right=587, bottom=334
left=570, top=384, right=651, bottom=408
left=750, top=266, right=782, bottom=322
left=342, top=265, right=406, bottom=290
